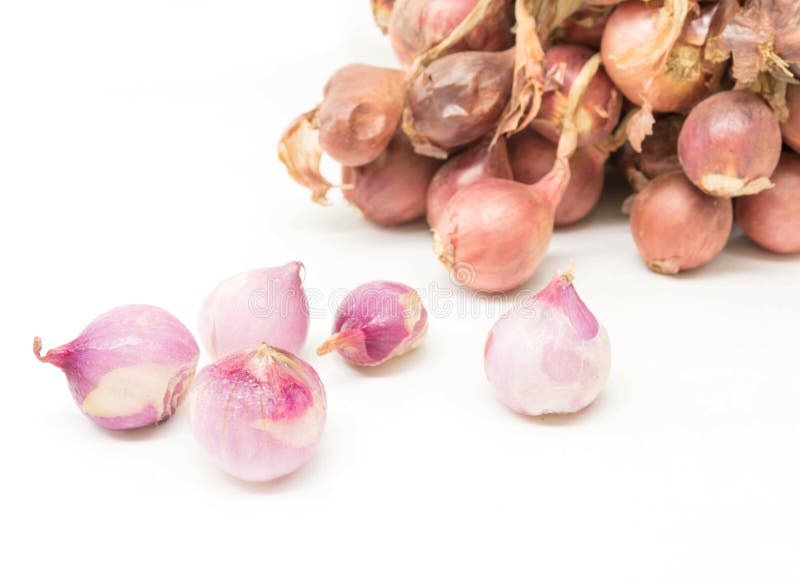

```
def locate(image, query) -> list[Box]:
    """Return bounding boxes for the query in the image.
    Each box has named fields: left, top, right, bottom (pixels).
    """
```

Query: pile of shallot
left=280, top=0, right=800, bottom=284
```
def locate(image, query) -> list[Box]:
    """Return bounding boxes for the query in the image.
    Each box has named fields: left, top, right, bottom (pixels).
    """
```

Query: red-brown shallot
left=426, top=137, right=513, bottom=228
left=389, top=0, right=514, bottom=66
left=615, top=114, right=684, bottom=192
left=736, top=152, right=800, bottom=254
left=278, top=64, right=405, bottom=202
left=678, top=90, right=782, bottom=197
left=343, top=132, right=441, bottom=226
left=557, top=4, right=614, bottom=49
left=629, top=172, right=733, bottom=274
left=509, top=130, right=606, bottom=226
left=432, top=159, right=570, bottom=291
left=782, top=83, right=800, bottom=154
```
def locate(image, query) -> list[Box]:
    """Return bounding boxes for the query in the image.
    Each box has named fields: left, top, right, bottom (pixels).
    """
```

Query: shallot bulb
left=484, top=271, right=611, bottom=416
left=629, top=172, right=733, bottom=274
left=404, top=48, right=515, bottom=157
left=33, top=305, right=199, bottom=430
left=782, top=84, right=800, bottom=154
left=678, top=90, right=782, bottom=197
left=433, top=159, right=570, bottom=291
left=189, top=344, right=326, bottom=482
left=389, top=0, right=514, bottom=66
left=736, top=152, right=800, bottom=255
left=426, top=137, right=513, bottom=228
left=371, top=0, right=396, bottom=33
left=198, top=262, right=309, bottom=359
left=509, top=130, right=606, bottom=226
left=342, top=132, right=441, bottom=226
left=279, top=64, right=405, bottom=202
left=531, top=44, right=621, bottom=148
left=601, top=0, right=724, bottom=150
left=317, top=282, right=428, bottom=366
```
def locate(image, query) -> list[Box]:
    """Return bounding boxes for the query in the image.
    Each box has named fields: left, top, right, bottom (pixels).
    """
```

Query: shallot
left=317, top=281, right=428, bottom=366
left=33, top=305, right=199, bottom=430
left=426, top=137, right=513, bottom=228
left=389, top=0, right=514, bottom=66
left=557, top=5, right=613, bottom=49
left=782, top=84, right=800, bottom=154
left=342, top=132, right=441, bottom=226
left=509, top=129, right=606, bottom=226
left=736, top=152, right=800, bottom=255
left=615, top=114, right=684, bottom=192
left=198, top=262, right=309, bottom=359
left=484, top=270, right=611, bottom=416
left=432, top=158, right=569, bottom=291
left=678, top=90, right=782, bottom=197
left=629, top=172, right=733, bottom=274
left=189, top=344, right=326, bottom=482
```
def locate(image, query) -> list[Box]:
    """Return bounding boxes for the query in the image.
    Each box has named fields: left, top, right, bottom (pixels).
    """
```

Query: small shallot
left=736, top=152, right=800, bottom=255
left=678, top=90, right=782, bottom=197
left=317, top=281, right=428, bottom=366
left=342, top=132, right=441, bottom=226
left=485, top=270, right=611, bottom=416
left=199, top=262, right=309, bottom=359
left=33, top=305, right=199, bottom=430
left=189, top=344, right=326, bottom=482
left=629, top=172, right=733, bottom=274
left=782, top=84, right=800, bottom=154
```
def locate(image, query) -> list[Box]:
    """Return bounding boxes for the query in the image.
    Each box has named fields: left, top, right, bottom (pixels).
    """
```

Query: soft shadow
left=507, top=391, right=608, bottom=427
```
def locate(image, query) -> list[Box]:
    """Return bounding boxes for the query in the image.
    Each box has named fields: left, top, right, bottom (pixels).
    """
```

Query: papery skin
left=405, top=49, right=515, bottom=157
left=484, top=273, right=611, bottom=416
left=432, top=158, right=569, bottom=292
left=509, top=129, right=607, bottom=226
left=557, top=5, right=614, bottom=49
left=389, top=0, right=514, bottom=66
left=615, top=114, right=684, bottom=192
left=426, top=137, right=513, bottom=228
left=189, top=344, right=326, bottom=482
left=317, top=282, right=428, bottom=367
left=678, top=90, right=782, bottom=197
left=736, top=152, right=800, bottom=255
left=782, top=84, right=800, bottom=154
left=371, top=0, right=396, bottom=33
left=198, top=262, right=309, bottom=360
left=531, top=44, right=621, bottom=148
left=629, top=172, right=733, bottom=274
left=33, top=305, right=199, bottom=430
left=342, top=132, right=441, bottom=226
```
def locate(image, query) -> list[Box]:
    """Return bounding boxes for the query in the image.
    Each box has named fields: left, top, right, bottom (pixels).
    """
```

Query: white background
left=3, top=1, right=800, bottom=576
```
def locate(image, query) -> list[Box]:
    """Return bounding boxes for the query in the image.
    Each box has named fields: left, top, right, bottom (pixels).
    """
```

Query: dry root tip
left=432, top=230, right=454, bottom=270
left=32, top=336, right=45, bottom=361
left=647, top=259, right=680, bottom=275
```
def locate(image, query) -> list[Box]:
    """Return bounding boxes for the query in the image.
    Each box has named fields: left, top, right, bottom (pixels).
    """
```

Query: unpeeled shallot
left=484, top=270, right=610, bottom=416
left=782, top=84, right=800, bottom=154
left=317, top=281, right=428, bottom=366
left=198, top=262, right=309, bottom=359
left=678, top=90, right=782, bottom=197
left=629, top=172, right=733, bottom=274
left=736, top=152, right=800, bottom=255
left=34, top=305, right=199, bottom=430
left=189, top=344, right=326, bottom=482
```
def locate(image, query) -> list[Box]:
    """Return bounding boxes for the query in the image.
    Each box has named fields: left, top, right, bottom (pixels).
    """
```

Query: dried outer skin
left=736, top=151, right=800, bottom=254
left=678, top=90, right=782, bottom=197
left=405, top=49, right=515, bottom=157
left=494, top=0, right=585, bottom=141
left=531, top=45, right=622, bottom=150
left=278, top=64, right=405, bottom=203
left=556, top=4, right=614, bottom=49
left=706, top=0, right=800, bottom=84
left=426, top=137, right=513, bottom=227
left=615, top=114, right=685, bottom=192
left=389, top=0, right=514, bottom=66
left=342, top=132, right=441, bottom=226
left=371, top=0, right=396, bottom=33
left=629, top=172, right=733, bottom=274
